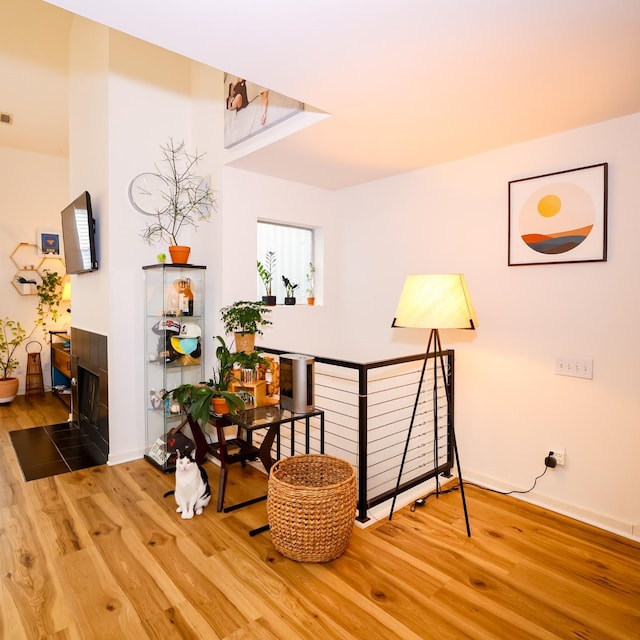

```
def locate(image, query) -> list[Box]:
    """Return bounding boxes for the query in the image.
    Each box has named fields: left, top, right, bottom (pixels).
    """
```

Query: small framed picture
left=37, top=229, right=61, bottom=257
left=508, top=163, right=608, bottom=266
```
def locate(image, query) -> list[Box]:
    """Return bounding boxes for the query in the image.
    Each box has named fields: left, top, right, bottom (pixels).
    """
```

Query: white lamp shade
left=392, top=274, right=478, bottom=329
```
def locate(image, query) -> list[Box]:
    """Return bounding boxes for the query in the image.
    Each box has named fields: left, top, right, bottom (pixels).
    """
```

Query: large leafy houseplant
left=220, top=300, right=272, bottom=353
left=139, top=139, right=215, bottom=248
left=169, top=336, right=245, bottom=423
left=220, top=300, right=272, bottom=336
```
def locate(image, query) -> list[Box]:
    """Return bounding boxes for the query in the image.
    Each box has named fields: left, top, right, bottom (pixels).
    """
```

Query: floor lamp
left=388, top=274, right=477, bottom=537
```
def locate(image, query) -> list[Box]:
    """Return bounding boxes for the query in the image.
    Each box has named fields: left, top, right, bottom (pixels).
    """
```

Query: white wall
left=220, top=168, right=337, bottom=355
left=169, top=113, right=640, bottom=538
left=67, top=19, right=225, bottom=463
left=335, top=113, right=640, bottom=537
left=0, top=147, right=69, bottom=393
left=5, top=7, right=638, bottom=538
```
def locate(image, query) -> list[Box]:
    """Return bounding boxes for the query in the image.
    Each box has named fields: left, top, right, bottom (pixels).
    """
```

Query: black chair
left=180, top=414, right=260, bottom=512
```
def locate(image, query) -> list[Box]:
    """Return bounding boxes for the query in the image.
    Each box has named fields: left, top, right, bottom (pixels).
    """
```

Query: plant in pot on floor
left=0, top=317, right=28, bottom=405
left=0, top=276, right=65, bottom=404
left=138, top=138, right=215, bottom=264
left=170, top=336, right=245, bottom=421
left=257, top=250, right=277, bottom=306
left=220, top=300, right=272, bottom=353
left=282, top=276, right=298, bottom=305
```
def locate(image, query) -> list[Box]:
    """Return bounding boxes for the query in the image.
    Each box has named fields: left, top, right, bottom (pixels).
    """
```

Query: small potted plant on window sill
left=305, top=261, right=316, bottom=306
left=257, top=250, right=277, bottom=306
left=220, top=300, right=272, bottom=353
left=282, top=276, right=298, bottom=305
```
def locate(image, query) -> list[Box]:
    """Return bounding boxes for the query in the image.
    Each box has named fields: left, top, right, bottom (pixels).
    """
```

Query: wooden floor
left=1, top=394, right=639, bottom=639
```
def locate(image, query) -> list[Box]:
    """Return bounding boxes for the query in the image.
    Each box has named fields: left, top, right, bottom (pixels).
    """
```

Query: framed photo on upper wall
left=37, top=229, right=61, bottom=257
left=508, top=163, right=608, bottom=266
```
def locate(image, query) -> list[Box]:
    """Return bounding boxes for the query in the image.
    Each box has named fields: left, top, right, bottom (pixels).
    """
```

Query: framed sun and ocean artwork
left=508, top=163, right=608, bottom=266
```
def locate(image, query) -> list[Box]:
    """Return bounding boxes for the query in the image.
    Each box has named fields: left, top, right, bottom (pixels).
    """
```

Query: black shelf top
left=143, top=263, right=206, bottom=270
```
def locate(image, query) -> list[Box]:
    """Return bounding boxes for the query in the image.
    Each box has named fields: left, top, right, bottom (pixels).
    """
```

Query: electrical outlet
left=555, top=356, right=593, bottom=379
left=550, top=448, right=566, bottom=466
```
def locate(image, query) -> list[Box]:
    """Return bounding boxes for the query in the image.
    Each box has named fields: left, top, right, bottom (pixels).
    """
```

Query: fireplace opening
left=71, top=328, right=109, bottom=464
left=78, top=366, right=99, bottom=431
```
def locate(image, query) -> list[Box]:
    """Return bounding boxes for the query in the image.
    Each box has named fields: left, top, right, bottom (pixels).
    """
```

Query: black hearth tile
left=10, top=430, right=63, bottom=464
left=50, top=431, right=92, bottom=451
left=65, top=452, right=103, bottom=471
left=9, top=427, right=49, bottom=453
left=43, top=422, right=75, bottom=434
left=21, top=459, right=71, bottom=482
left=82, top=442, right=108, bottom=465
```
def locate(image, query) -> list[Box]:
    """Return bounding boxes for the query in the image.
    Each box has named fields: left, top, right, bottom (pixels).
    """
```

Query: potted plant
left=282, top=276, right=298, bottom=305
left=220, top=300, right=272, bottom=353
left=35, top=269, right=64, bottom=336
left=170, top=336, right=245, bottom=420
left=139, top=138, right=215, bottom=264
left=257, top=250, right=277, bottom=306
left=233, top=349, right=271, bottom=382
left=0, top=317, right=27, bottom=404
left=306, top=262, right=316, bottom=306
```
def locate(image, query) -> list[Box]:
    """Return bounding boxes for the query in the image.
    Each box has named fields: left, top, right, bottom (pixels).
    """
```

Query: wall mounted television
left=60, top=191, right=98, bottom=274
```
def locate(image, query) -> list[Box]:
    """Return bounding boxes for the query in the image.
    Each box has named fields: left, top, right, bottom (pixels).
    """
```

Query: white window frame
left=257, top=221, right=318, bottom=304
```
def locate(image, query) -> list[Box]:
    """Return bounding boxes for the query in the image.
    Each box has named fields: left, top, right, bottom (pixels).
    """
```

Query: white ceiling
left=26, top=1, right=640, bottom=189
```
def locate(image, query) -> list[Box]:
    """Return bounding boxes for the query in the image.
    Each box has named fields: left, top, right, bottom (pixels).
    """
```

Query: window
left=257, top=221, right=315, bottom=303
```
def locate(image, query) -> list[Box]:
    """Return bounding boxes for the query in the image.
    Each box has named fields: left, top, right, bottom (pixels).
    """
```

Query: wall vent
left=1, top=112, right=13, bottom=125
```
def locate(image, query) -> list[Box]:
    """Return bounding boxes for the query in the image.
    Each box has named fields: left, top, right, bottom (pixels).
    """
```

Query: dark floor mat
left=9, top=423, right=105, bottom=481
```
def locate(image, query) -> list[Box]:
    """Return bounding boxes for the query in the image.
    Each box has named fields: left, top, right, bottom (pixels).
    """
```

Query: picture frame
left=223, top=73, right=304, bottom=149
left=37, top=229, right=61, bottom=257
left=508, top=163, right=608, bottom=266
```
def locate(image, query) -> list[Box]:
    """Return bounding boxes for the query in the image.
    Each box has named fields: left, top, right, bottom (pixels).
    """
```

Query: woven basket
left=267, top=454, right=356, bottom=563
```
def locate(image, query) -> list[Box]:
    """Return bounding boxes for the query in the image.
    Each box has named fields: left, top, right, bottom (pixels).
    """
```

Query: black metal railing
left=259, top=347, right=454, bottom=522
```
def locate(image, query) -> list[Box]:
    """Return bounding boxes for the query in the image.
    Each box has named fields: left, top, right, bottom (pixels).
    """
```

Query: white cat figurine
left=173, top=450, right=211, bottom=519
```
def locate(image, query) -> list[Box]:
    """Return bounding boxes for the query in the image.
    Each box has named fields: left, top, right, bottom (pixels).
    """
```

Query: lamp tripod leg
left=451, top=425, right=471, bottom=537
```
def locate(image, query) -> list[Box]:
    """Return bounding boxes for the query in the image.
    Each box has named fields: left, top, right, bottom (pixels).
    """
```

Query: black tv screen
left=60, top=191, right=98, bottom=274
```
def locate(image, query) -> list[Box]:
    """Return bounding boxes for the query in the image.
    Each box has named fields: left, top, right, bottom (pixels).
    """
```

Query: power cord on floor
left=410, top=464, right=549, bottom=512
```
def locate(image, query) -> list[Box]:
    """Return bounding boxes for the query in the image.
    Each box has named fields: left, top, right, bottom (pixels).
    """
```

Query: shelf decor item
left=134, top=139, right=215, bottom=264
left=508, top=163, right=608, bottom=266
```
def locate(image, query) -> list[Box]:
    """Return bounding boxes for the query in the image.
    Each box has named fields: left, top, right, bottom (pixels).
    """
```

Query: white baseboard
left=108, top=449, right=146, bottom=466
left=464, top=471, right=639, bottom=542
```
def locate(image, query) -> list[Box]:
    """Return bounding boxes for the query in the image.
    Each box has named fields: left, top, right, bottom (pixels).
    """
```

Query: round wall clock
left=128, top=173, right=168, bottom=216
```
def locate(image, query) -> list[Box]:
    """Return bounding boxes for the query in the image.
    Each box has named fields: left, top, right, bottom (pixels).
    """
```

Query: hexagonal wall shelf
left=37, top=256, right=66, bottom=278
left=10, top=242, right=39, bottom=270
